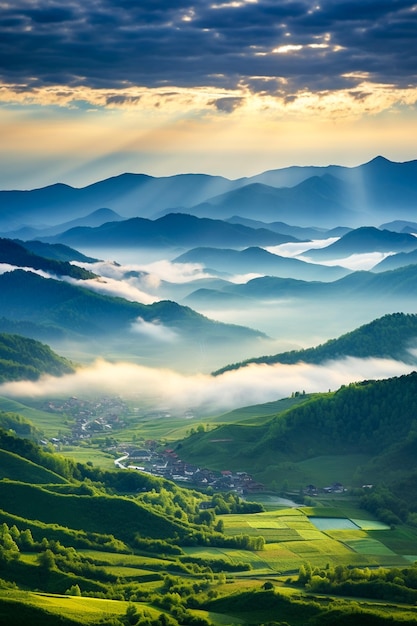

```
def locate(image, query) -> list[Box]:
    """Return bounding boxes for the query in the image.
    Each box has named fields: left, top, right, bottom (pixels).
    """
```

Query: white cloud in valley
left=74, top=259, right=214, bottom=295
left=77, top=259, right=212, bottom=284
left=0, top=357, right=412, bottom=414
left=65, top=275, right=158, bottom=305
left=0, top=265, right=53, bottom=279
left=130, top=318, right=179, bottom=343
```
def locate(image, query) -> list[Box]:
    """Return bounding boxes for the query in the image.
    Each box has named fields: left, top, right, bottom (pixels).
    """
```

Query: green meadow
left=60, top=445, right=117, bottom=470
left=0, top=395, right=70, bottom=437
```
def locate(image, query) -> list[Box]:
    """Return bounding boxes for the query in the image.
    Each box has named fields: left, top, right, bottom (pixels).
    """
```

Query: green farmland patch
left=370, top=525, right=417, bottom=554
left=351, top=518, right=391, bottom=530
left=343, top=537, right=397, bottom=555
left=61, top=446, right=116, bottom=470
left=77, top=550, right=173, bottom=568
left=0, top=591, right=131, bottom=624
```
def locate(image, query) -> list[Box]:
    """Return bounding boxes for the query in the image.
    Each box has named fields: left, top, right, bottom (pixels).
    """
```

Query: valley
left=1, top=157, right=417, bottom=624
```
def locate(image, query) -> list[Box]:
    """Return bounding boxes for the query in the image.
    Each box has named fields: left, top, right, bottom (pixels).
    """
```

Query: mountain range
left=7, top=208, right=123, bottom=240
left=183, top=263, right=417, bottom=306
left=41, top=213, right=298, bottom=250
left=2, top=154, right=417, bottom=625
left=174, top=246, right=350, bottom=281
left=304, top=227, right=417, bottom=261
left=226, top=216, right=351, bottom=240
left=2, top=156, right=417, bottom=230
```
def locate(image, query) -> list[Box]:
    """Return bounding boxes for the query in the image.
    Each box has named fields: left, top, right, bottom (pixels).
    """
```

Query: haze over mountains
left=0, top=154, right=417, bottom=373
left=173, top=247, right=350, bottom=281
left=2, top=156, right=417, bottom=232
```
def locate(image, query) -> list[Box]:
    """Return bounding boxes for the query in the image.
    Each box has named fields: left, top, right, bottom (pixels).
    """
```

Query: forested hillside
left=0, top=270, right=264, bottom=345
left=179, top=371, right=417, bottom=522
left=214, top=312, right=417, bottom=374
left=0, top=333, right=75, bottom=382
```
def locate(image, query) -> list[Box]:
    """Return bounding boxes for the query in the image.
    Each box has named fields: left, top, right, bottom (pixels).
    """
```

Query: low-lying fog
left=0, top=356, right=413, bottom=416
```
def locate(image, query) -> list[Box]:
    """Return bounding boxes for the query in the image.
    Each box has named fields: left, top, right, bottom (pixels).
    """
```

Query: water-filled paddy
left=309, top=517, right=360, bottom=531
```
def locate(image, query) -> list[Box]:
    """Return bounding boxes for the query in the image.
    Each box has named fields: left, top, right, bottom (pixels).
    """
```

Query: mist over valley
left=1, top=156, right=417, bottom=377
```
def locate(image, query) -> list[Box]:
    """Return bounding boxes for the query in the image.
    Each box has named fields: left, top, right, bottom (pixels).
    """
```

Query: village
left=40, top=395, right=348, bottom=498
left=42, top=395, right=130, bottom=443
left=40, top=395, right=267, bottom=494
left=114, top=443, right=265, bottom=494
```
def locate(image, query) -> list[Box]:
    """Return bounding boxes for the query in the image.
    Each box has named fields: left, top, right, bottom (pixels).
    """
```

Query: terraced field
left=210, top=507, right=417, bottom=573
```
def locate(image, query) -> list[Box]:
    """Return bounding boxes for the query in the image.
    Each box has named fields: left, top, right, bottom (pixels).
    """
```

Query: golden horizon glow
left=1, top=79, right=417, bottom=188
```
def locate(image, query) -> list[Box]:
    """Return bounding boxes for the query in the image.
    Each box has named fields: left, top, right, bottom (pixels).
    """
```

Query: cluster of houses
left=115, top=443, right=264, bottom=494
left=42, top=395, right=129, bottom=443
left=304, top=482, right=347, bottom=496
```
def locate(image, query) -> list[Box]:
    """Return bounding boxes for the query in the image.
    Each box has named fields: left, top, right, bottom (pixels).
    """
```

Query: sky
left=1, top=0, right=417, bottom=189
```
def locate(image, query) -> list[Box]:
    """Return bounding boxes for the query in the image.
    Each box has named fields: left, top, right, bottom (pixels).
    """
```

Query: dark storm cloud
left=0, top=0, right=416, bottom=94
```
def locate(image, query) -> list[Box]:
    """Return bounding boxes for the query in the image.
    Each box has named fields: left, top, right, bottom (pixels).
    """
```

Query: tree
left=66, top=584, right=81, bottom=596
left=37, top=549, right=56, bottom=571
left=215, top=519, right=224, bottom=533
left=125, top=604, right=139, bottom=625
left=262, top=581, right=274, bottom=590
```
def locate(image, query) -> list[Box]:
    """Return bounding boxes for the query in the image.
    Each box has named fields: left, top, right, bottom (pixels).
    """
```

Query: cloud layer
left=0, top=357, right=412, bottom=414
left=1, top=1, right=416, bottom=97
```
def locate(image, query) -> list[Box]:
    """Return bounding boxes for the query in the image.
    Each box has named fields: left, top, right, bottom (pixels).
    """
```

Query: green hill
left=0, top=428, right=235, bottom=548
left=214, top=312, right=417, bottom=374
left=210, top=394, right=315, bottom=424
left=0, top=270, right=265, bottom=345
left=0, top=449, right=67, bottom=484
left=179, top=371, right=417, bottom=504
left=0, top=480, right=190, bottom=544
left=0, top=332, right=75, bottom=382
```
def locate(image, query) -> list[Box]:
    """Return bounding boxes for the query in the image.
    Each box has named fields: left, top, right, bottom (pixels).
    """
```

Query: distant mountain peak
left=364, top=155, right=392, bottom=166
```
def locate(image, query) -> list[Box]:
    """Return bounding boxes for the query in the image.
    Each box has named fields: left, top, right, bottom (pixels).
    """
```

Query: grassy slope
left=0, top=449, right=68, bottom=484
left=0, top=480, right=191, bottom=544
left=0, top=396, right=69, bottom=437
